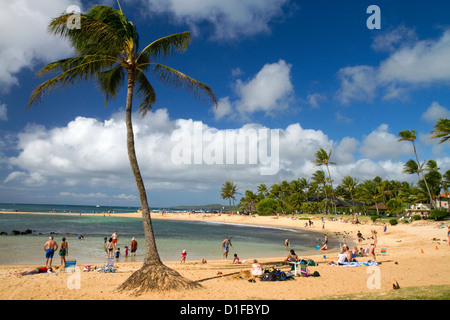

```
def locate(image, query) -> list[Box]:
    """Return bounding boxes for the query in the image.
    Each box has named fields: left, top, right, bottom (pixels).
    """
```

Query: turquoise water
left=0, top=211, right=336, bottom=265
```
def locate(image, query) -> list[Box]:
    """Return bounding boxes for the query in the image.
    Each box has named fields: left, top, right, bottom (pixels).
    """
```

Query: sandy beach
left=1, top=211, right=449, bottom=300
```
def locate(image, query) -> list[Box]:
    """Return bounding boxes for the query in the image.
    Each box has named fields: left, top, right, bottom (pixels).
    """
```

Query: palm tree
left=311, top=169, right=330, bottom=213
left=27, top=4, right=217, bottom=293
left=256, top=183, right=269, bottom=199
left=313, top=148, right=337, bottom=214
left=221, top=181, right=238, bottom=210
left=340, top=176, right=359, bottom=214
left=398, top=130, right=434, bottom=208
left=430, top=118, right=450, bottom=144
left=355, top=180, right=383, bottom=216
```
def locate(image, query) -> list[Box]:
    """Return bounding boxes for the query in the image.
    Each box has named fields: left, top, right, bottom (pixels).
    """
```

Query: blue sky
left=1, top=0, right=450, bottom=207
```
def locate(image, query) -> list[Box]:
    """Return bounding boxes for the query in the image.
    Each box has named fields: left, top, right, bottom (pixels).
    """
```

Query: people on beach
left=111, top=231, right=118, bottom=249
left=285, top=239, right=290, bottom=247
left=327, top=248, right=347, bottom=266
left=43, top=236, right=58, bottom=268
left=222, top=236, right=233, bottom=259
left=284, top=249, right=299, bottom=264
left=233, top=253, right=240, bottom=264
left=357, top=230, right=365, bottom=244
left=115, top=248, right=120, bottom=259
left=130, top=237, right=138, bottom=256
left=369, top=229, right=377, bottom=261
left=181, top=250, right=187, bottom=264
left=320, top=234, right=328, bottom=250
left=106, top=238, right=114, bottom=258
left=103, top=237, right=108, bottom=253
left=59, top=237, right=68, bottom=268
left=250, top=259, right=263, bottom=282
left=124, top=246, right=129, bottom=258
left=15, top=266, right=53, bottom=275
left=344, top=245, right=356, bottom=262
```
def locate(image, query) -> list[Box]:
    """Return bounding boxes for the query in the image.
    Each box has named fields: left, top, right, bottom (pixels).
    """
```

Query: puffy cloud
left=141, top=0, right=289, bottom=40
left=5, top=109, right=447, bottom=201
left=213, top=60, right=294, bottom=120
left=359, top=124, right=411, bottom=159
left=371, top=25, right=418, bottom=53
left=336, top=29, right=450, bottom=104
left=0, top=0, right=82, bottom=91
left=421, top=101, right=450, bottom=123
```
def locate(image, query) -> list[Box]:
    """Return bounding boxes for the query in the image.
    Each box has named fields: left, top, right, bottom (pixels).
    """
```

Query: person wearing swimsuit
left=369, top=230, right=377, bottom=261
left=59, top=237, right=68, bottom=268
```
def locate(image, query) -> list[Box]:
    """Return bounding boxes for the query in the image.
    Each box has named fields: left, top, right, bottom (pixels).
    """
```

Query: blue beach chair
left=103, top=258, right=116, bottom=273
left=64, top=260, right=77, bottom=273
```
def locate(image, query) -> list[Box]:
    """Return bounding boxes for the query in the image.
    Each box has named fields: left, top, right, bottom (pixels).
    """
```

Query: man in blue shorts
left=43, top=236, right=58, bottom=268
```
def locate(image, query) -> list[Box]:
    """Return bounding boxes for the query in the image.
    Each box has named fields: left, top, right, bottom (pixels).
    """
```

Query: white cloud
left=141, top=0, right=289, bottom=40
left=0, top=0, right=82, bottom=91
left=213, top=60, right=294, bottom=120
left=307, top=93, right=326, bottom=109
left=336, top=65, right=378, bottom=104
left=336, top=29, right=450, bottom=104
left=360, top=124, right=411, bottom=159
left=371, top=25, right=418, bottom=53
left=421, top=101, right=450, bottom=123
left=0, top=103, right=7, bottom=121
left=5, top=109, right=448, bottom=199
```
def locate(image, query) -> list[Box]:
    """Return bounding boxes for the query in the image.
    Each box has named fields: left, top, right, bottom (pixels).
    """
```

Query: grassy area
left=316, top=285, right=450, bottom=300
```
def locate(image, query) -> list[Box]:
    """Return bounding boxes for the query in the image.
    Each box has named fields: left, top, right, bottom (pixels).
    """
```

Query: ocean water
left=0, top=208, right=337, bottom=265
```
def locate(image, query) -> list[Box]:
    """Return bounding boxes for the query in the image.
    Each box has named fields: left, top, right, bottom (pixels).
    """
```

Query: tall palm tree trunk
left=326, top=164, right=337, bottom=214
left=413, top=143, right=434, bottom=208
left=124, top=69, right=161, bottom=265
left=119, top=69, right=201, bottom=294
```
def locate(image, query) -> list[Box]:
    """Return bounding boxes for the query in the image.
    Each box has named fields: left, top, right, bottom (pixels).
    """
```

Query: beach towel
left=330, top=261, right=378, bottom=267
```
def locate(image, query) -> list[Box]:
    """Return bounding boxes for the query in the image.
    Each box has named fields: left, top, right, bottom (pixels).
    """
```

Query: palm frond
left=135, top=71, right=156, bottom=115
left=28, top=55, right=118, bottom=107
left=138, top=32, right=191, bottom=60
left=97, top=63, right=125, bottom=106
left=429, top=118, right=450, bottom=144
left=152, top=63, right=217, bottom=106
left=48, top=6, right=138, bottom=56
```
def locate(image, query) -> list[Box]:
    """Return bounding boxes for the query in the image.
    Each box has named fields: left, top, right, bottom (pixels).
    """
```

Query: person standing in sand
left=43, top=236, right=58, bottom=268
left=222, top=236, right=233, bottom=259
left=59, top=237, right=68, bottom=268
left=369, top=229, right=377, bottom=261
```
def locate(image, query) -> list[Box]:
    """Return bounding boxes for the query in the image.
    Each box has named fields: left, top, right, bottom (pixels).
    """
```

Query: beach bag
left=307, top=259, right=317, bottom=266
left=261, top=272, right=276, bottom=281
left=261, top=268, right=288, bottom=281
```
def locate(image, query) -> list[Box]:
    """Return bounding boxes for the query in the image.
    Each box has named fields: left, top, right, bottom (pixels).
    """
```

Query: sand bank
left=0, top=211, right=449, bottom=300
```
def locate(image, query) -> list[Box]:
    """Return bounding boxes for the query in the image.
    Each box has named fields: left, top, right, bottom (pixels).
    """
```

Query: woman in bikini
left=106, top=238, right=114, bottom=258
left=59, top=237, right=68, bottom=268
left=369, top=229, right=377, bottom=261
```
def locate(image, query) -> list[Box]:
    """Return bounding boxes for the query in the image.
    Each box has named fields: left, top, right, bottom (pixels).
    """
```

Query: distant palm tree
left=256, top=183, right=269, bottom=199
left=311, top=169, right=330, bottom=213
left=398, top=130, right=434, bottom=208
left=221, top=181, right=238, bottom=210
left=27, top=4, right=217, bottom=293
left=430, top=118, right=450, bottom=144
left=355, top=180, right=383, bottom=216
left=341, top=176, right=359, bottom=213
left=313, top=148, right=337, bottom=214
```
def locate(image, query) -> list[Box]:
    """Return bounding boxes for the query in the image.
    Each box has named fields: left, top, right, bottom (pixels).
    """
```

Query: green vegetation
left=227, top=129, right=450, bottom=219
